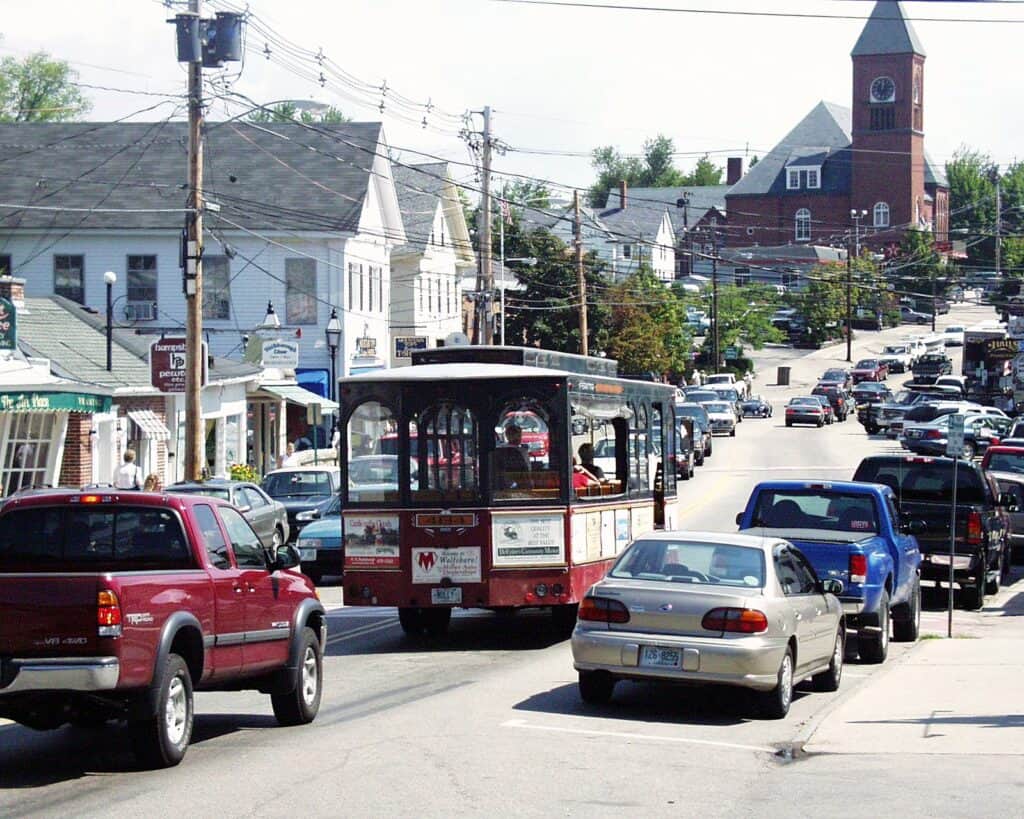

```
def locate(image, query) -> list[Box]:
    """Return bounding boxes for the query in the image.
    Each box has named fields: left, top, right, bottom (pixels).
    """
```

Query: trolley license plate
left=299, top=548, right=317, bottom=561
left=640, top=646, right=682, bottom=669
left=431, top=587, right=462, bottom=605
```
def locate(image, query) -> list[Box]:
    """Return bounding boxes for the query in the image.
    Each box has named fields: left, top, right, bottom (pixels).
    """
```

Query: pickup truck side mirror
left=900, top=519, right=927, bottom=536
left=820, top=578, right=844, bottom=596
left=275, top=543, right=301, bottom=571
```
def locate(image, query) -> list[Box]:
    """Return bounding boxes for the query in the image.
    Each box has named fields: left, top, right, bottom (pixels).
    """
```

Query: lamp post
left=262, top=300, right=280, bottom=330
left=325, top=307, right=342, bottom=402
left=103, top=270, right=117, bottom=371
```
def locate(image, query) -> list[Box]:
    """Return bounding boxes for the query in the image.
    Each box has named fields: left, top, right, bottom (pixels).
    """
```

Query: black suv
left=812, top=384, right=851, bottom=421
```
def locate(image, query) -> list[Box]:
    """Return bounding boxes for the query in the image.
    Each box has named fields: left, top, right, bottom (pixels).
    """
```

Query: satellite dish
left=445, top=331, right=470, bottom=347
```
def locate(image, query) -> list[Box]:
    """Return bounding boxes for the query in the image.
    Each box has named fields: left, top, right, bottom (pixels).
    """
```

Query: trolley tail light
left=701, top=607, right=768, bottom=634
left=578, top=596, right=630, bottom=624
left=849, top=553, right=867, bottom=584
left=97, top=589, right=122, bottom=637
left=966, top=511, right=983, bottom=546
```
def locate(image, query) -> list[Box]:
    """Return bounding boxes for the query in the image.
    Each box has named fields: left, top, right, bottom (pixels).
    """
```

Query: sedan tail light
left=701, top=607, right=768, bottom=633
left=579, top=596, right=630, bottom=624
left=849, top=553, right=867, bottom=584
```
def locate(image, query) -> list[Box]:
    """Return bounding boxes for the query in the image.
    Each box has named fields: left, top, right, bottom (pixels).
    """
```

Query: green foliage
left=248, top=102, right=350, bottom=123
left=795, top=265, right=845, bottom=345
left=588, top=136, right=723, bottom=207
left=692, top=284, right=783, bottom=367
left=0, top=50, right=90, bottom=122
left=229, top=463, right=260, bottom=482
left=499, top=179, right=551, bottom=216
left=889, top=229, right=957, bottom=305
left=605, top=270, right=691, bottom=378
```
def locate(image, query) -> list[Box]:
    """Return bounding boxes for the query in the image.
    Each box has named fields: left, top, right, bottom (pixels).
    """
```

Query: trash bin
left=777, top=366, right=791, bottom=386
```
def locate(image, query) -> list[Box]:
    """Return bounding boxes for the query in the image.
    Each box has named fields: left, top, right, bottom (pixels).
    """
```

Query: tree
left=686, top=156, right=724, bottom=187
left=795, top=266, right=845, bottom=346
left=690, top=284, right=783, bottom=368
left=605, top=269, right=691, bottom=378
left=887, top=228, right=958, bottom=310
left=248, top=102, right=350, bottom=124
left=588, top=136, right=724, bottom=207
left=0, top=50, right=90, bottom=122
left=498, top=179, right=551, bottom=218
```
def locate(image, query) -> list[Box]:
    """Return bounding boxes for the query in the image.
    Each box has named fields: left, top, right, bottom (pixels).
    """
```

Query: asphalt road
left=2, top=304, right=1018, bottom=818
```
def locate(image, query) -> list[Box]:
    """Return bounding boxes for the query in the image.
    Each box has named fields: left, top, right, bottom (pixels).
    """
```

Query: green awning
left=0, top=390, right=112, bottom=413
left=256, top=384, right=338, bottom=412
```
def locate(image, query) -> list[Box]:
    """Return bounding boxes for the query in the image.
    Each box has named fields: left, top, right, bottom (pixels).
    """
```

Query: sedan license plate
left=640, top=646, right=682, bottom=669
left=299, top=548, right=317, bottom=561
left=907, top=430, right=922, bottom=439
left=431, top=587, right=462, bottom=605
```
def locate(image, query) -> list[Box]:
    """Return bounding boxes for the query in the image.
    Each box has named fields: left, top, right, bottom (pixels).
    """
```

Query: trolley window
left=348, top=401, right=399, bottom=503
left=493, top=401, right=561, bottom=502
left=411, top=401, right=479, bottom=503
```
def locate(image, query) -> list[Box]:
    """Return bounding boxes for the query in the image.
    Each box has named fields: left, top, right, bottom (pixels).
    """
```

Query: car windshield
left=705, top=402, right=731, bottom=413
left=855, top=360, right=877, bottom=369
left=263, top=471, right=334, bottom=497
left=751, top=489, right=880, bottom=534
left=883, top=346, right=906, bottom=355
left=854, top=460, right=987, bottom=505
left=167, top=485, right=232, bottom=501
left=609, top=539, right=765, bottom=588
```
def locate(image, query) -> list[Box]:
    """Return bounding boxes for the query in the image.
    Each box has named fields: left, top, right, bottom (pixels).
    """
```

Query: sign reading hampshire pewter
left=0, top=297, right=16, bottom=351
left=150, top=336, right=207, bottom=393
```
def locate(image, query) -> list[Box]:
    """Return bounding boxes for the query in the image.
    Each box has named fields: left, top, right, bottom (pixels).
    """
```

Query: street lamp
left=103, top=270, right=117, bottom=371
left=325, top=307, right=342, bottom=402
left=262, top=300, right=280, bottom=330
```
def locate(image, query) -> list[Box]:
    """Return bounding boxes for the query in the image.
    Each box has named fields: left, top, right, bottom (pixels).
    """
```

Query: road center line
left=501, top=718, right=775, bottom=753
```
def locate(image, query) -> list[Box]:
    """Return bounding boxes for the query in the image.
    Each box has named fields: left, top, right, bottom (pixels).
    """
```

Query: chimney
left=727, top=157, right=744, bottom=186
left=618, top=179, right=627, bottom=210
left=0, top=276, right=26, bottom=310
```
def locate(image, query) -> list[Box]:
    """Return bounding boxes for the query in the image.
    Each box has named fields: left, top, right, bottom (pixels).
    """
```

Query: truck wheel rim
left=165, top=676, right=188, bottom=745
left=780, top=655, right=793, bottom=708
left=272, top=529, right=283, bottom=548
left=301, top=646, right=318, bottom=704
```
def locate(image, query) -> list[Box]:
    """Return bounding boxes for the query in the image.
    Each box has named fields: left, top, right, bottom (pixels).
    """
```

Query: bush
left=229, top=463, right=260, bottom=483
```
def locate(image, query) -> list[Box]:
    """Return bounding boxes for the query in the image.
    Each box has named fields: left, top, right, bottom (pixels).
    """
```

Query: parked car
left=703, top=401, right=737, bottom=436
left=167, top=479, right=289, bottom=549
left=851, top=381, right=892, bottom=409
left=785, top=397, right=826, bottom=427
left=737, top=480, right=922, bottom=663
left=675, top=402, right=713, bottom=463
left=683, top=388, right=721, bottom=405
left=811, top=385, right=851, bottom=421
left=674, top=420, right=696, bottom=481
left=706, top=385, right=744, bottom=422
left=981, top=447, right=1024, bottom=561
left=741, top=394, right=772, bottom=418
left=944, top=325, right=966, bottom=346
left=295, top=495, right=342, bottom=584
left=851, top=358, right=888, bottom=383
left=900, top=305, right=930, bottom=324
left=902, top=412, right=1010, bottom=459
left=571, top=531, right=845, bottom=718
left=911, top=352, right=953, bottom=384
left=262, top=466, right=341, bottom=542
left=0, top=490, right=325, bottom=767
left=853, top=455, right=1011, bottom=609
left=932, top=375, right=967, bottom=397
left=810, top=394, right=835, bottom=424
left=878, top=344, right=914, bottom=374
left=705, top=373, right=738, bottom=389
left=819, top=368, right=853, bottom=390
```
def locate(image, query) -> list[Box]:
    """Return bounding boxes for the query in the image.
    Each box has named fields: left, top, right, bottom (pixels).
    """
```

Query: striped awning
left=128, top=409, right=171, bottom=440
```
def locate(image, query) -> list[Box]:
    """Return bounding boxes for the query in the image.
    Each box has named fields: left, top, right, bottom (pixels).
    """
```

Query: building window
left=376, top=267, right=384, bottom=313
left=622, top=244, right=632, bottom=259
left=53, top=254, right=85, bottom=304
left=126, top=255, right=157, bottom=316
left=202, top=255, right=230, bottom=319
left=368, top=265, right=375, bottom=312
left=436, top=277, right=442, bottom=314
left=285, top=258, right=317, bottom=324
left=913, top=107, right=922, bottom=131
left=870, top=107, right=895, bottom=131
left=418, top=278, right=424, bottom=311
left=873, top=202, right=890, bottom=228
left=348, top=263, right=355, bottom=310
left=806, top=169, right=820, bottom=189
left=734, top=267, right=751, bottom=287
left=2, top=412, right=58, bottom=495
left=787, top=170, right=800, bottom=190
left=795, top=209, right=811, bottom=242
left=0, top=255, right=10, bottom=277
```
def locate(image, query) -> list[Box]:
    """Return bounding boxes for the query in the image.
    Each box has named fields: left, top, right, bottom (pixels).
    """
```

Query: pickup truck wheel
left=130, top=653, right=193, bottom=768
left=985, top=551, right=1004, bottom=596
left=578, top=670, right=615, bottom=705
left=893, top=579, right=921, bottom=642
left=695, top=450, right=705, bottom=466
left=271, top=627, right=323, bottom=726
left=812, top=628, right=844, bottom=692
left=859, top=591, right=890, bottom=663
left=962, top=566, right=986, bottom=610
left=757, top=648, right=794, bottom=719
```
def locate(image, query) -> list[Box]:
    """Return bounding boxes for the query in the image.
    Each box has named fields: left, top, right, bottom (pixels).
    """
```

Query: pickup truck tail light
left=578, top=596, right=630, bottom=624
left=97, top=589, right=122, bottom=637
left=701, top=607, right=768, bottom=633
left=966, top=511, right=983, bottom=546
left=849, top=554, right=867, bottom=584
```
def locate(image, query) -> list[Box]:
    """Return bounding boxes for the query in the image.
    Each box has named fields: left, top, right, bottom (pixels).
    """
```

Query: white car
left=943, top=325, right=965, bottom=346
left=702, top=401, right=737, bottom=437
left=878, top=343, right=913, bottom=373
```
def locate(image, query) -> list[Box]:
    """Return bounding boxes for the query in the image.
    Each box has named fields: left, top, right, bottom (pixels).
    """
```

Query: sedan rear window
left=263, top=471, right=334, bottom=497
left=610, top=539, right=765, bottom=588
left=0, top=505, right=193, bottom=571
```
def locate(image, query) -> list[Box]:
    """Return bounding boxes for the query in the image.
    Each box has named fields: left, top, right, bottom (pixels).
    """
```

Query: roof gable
left=851, top=1, right=925, bottom=58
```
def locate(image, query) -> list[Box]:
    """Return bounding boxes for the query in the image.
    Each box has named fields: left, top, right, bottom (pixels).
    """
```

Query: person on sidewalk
left=113, top=450, right=143, bottom=490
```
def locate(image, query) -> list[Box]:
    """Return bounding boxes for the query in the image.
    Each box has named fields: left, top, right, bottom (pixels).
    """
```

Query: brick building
left=725, top=0, right=949, bottom=252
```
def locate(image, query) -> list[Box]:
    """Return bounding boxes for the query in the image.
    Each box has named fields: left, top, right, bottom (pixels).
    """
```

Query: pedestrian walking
left=113, top=450, right=143, bottom=490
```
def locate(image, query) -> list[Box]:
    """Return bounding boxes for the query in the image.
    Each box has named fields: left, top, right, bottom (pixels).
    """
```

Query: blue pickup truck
left=736, top=480, right=922, bottom=663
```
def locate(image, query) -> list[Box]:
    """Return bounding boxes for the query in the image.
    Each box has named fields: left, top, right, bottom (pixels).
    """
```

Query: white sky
left=2, top=0, right=1021, bottom=199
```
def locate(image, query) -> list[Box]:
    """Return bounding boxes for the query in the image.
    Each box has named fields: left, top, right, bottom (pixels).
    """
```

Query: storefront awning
left=128, top=409, right=171, bottom=441
left=0, top=390, right=112, bottom=414
left=255, top=384, right=338, bottom=412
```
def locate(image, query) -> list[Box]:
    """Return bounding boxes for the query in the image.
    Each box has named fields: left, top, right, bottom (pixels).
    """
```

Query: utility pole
left=185, top=0, right=204, bottom=481
left=847, top=209, right=865, bottom=364
left=477, top=106, right=494, bottom=345
left=995, top=175, right=1002, bottom=279
left=711, top=227, right=719, bottom=372
left=574, top=190, right=589, bottom=356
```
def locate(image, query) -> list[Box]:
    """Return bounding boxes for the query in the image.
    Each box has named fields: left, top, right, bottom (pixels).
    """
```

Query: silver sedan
left=571, top=531, right=845, bottom=718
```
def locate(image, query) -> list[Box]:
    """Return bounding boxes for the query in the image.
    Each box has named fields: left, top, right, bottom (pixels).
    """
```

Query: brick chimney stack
left=618, top=179, right=628, bottom=209
left=727, top=157, right=744, bottom=186
left=0, top=276, right=26, bottom=309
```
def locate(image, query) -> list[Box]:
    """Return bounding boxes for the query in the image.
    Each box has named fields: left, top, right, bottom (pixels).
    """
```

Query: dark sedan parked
left=168, top=479, right=290, bottom=548
left=740, top=394, right=772, bottom=417
left=262, top=466, right=341, bottom=542
left=785, top=397, right=826, bottom=427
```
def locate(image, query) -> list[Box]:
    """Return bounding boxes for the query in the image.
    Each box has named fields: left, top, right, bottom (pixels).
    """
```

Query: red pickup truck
left=0, top=490, right=326, bottom=768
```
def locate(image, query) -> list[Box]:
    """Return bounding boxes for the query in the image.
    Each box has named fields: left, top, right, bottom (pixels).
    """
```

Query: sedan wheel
left=961, top=442, right=976, bottom=460
left=758, top=648, right=794, bottom=719
left=271, top=527, right=284, bottom=549
left=578, top=671, right=615, bottom=705
left=812, top=629, right=844, bottom=692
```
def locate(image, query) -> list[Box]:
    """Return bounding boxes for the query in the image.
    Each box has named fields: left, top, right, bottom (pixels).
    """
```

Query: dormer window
left=787, top=166, right=821, bottom=190
left=807, top=169, right=819, bottom=189
left=787, top=170, right=800, bottom=190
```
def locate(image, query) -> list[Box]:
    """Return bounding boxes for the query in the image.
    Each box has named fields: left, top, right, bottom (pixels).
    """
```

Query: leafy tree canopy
left=588, top=136, right=723, bottom=207
left=605, top=269, right=691, bottom=378
left=248, top=102, right=350, bottom=123
left=0, top=50, right=90, bottom=122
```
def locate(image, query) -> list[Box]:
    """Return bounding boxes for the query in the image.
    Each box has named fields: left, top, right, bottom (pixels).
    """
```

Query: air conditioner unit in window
left=125, top=301, right=156, bottom=321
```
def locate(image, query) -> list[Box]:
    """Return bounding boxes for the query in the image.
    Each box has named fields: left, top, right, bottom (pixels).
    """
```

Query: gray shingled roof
left=851, top=1, right=925, bottom=58
left=924, top=150, right=948, bottom=189
left=727, top=102, right=852, bottom=198
left=391, top=162, right=448, bottom=253
left=17, top=296, right=260, bottom=390
left=599, top=205, right=673, bottom=244
left=0, top=121, right=383, bottom=232
left=604, top=185, right=729, bottom=229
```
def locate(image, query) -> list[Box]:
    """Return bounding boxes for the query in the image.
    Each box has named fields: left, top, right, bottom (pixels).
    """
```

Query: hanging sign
left=261, top=338, right=299, bottom=368
left=151, top=337, right=207, bottom=393
left=0, top=297, right=16, bottom=351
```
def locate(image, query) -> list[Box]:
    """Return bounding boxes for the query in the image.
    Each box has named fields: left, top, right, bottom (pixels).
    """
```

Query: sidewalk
left=804, top=579, right=1024, bottom=756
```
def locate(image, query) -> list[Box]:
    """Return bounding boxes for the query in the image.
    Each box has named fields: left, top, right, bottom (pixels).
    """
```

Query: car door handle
left=233, top=584, right=244, bottom=594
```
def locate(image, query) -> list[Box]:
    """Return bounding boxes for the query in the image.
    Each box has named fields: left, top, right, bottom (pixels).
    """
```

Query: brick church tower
left=850, top=1, right=927, bottom=240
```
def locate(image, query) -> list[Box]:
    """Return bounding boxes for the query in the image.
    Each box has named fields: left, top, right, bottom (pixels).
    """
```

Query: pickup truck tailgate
left=0, top=576, right=100, bottom=656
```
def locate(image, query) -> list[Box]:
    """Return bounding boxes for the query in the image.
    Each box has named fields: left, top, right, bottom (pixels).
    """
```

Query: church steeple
left=851, top=1, right=925, bottom=58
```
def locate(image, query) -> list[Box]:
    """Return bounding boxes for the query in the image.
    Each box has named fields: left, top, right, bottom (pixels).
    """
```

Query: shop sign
left=261, top=338, right=299, bottom=368
left=150, top=337, right=207, bottom=393
left=394, top=336, right=428, bottom=358
left=356, top=336, right=377, bottom=356
left=491, top=513, right=565, bottom=567
left=0, top=297, right=16, bottom=351
left=0, top=390, right=111, bottom=413
left=985, top=338, right=1019, bottom=361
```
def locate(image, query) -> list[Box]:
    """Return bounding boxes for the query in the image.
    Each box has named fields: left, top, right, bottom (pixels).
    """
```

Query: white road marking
left=326, top=618, right=399, bottom=645
left=501, top=718, right=776, bottom=753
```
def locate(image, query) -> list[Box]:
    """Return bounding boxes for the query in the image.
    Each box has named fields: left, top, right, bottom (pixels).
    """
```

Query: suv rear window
left=904, top=405, right=956, bottom=423
left=0, top=505, right=194, bottom=571
left=853, top=459, right=987, bottom=505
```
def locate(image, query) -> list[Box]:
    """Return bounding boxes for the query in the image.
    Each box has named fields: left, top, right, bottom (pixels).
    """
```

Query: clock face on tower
left=870, top=76, right=896, bottom=103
